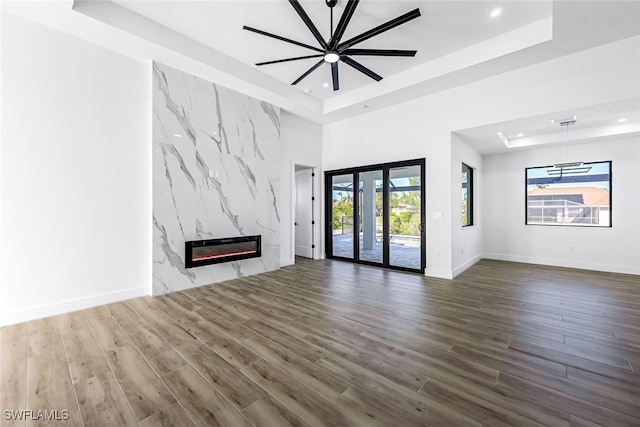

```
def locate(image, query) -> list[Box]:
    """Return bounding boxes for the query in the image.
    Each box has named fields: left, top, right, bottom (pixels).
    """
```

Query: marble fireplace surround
left=152, top=62, right=281, bottom=296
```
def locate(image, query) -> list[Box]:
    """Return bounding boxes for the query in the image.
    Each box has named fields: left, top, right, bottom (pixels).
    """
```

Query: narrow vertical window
left=462, top=163, right=473, bottom=227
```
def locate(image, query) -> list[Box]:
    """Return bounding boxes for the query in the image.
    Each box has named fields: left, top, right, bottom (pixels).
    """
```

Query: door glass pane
left=358, top=170, right=383, bottom=264
left=388, top=165, right=422, bottom=270
left=331, top=174, right=354, bottom=259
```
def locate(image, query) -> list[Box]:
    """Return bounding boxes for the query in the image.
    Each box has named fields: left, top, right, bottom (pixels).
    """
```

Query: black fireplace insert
left=185, top=235, right=261, bottom=268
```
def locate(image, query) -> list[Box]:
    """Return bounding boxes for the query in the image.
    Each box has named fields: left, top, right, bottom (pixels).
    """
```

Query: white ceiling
left=111, top=0, right=552, bottom=100
left=455, top=99, right=640, bottom=155
left=3, top=0, right=640, bottom=148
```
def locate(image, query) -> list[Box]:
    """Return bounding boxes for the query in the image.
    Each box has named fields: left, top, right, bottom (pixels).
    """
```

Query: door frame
left=324, top=158, right=426, bottom=273
left=294, top=167, right=315, bottom=259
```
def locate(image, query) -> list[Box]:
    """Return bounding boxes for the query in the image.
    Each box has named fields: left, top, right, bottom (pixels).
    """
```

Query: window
left=462, top=163, right=473, bottom=227
left=525, top=161, right=611, bottom=227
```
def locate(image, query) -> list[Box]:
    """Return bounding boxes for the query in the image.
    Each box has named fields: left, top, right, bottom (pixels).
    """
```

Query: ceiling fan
left=243, top=0, right=421, bottom=91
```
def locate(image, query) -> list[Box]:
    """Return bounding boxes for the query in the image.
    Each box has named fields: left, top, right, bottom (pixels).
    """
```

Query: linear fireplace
left=185, top=235, right=261, bottom=268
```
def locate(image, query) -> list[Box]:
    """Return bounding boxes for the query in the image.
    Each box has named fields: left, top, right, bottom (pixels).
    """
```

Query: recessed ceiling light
left=304, top=88, right=312, bottom=94
left=516, top=133, right=524, bottom=138
left=618, top=118, right=627, bottom=123
left=490, top=8, right=502, bottom=18
left=173, top=133, right=183, bottom=138
left=323, top=82, right=329, bottom=88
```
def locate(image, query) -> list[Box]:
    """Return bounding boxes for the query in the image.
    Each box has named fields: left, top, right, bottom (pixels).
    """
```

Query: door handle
left=419, top=223, right=425, bottom=232
left=295, top=222, right=298, bottom=226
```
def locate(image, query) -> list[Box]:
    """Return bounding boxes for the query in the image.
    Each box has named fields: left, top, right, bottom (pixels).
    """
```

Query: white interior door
left=295, top=169, right=313, bottom=258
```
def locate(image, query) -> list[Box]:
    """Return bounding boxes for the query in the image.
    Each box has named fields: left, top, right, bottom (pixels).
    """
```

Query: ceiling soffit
left=68, top=0, right=558, bottom=122
left=4, top=0, right=640, bottom=125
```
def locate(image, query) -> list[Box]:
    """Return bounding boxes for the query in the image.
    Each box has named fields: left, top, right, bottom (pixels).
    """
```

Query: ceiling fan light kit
left=243, top=0, right=421, bottom=91
left=324, top=51, right=340, bottom=63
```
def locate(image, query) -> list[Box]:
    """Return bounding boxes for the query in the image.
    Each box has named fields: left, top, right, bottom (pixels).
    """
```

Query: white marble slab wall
left=152, top=62, right=281, bottom=295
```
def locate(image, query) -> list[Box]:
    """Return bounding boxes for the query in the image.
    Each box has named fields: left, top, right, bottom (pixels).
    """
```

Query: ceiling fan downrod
left=327, top=0, right=337, bottom=38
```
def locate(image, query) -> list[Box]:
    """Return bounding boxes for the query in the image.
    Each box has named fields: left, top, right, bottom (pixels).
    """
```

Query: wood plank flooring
left=2, top=258, right=640, bottom=426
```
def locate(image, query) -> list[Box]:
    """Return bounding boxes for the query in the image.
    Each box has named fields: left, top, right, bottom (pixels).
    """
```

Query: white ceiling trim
left=2, top=0, right=555, bottom=124
left=4, top=1, right=640, bottom=127
left=71, top=0, right=324, bottom=121
left=503, top=122, right=640, bottom=150
left=454, top=97, right=640, bottom=155
left=324, top=17, right=553, bottom=114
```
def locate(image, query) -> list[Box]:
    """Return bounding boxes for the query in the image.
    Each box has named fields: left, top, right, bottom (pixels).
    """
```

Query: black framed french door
left=325, top=158, right=426, bottom=273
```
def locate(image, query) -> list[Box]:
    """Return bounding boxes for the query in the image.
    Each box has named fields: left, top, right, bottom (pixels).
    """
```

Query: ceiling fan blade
left=331, top=62, right=339, bottom=91
left=256, top=54, right=324, bottom=66
left=338, top=8, right=421, bottom=50
left=243, top=26, right=323, bottom=53
left=291, top=59, right=325, bottom=86
left=341, top=56, right=382, bottom=81
left=341, top=48, right=416, bottom=57
left=289, top=1, right=329, bottom=50
left=329, top=0, right=359, bottom=48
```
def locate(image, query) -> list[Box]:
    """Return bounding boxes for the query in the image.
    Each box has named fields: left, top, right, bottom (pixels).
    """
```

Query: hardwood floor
left=2, top=258, right=640, bottom=426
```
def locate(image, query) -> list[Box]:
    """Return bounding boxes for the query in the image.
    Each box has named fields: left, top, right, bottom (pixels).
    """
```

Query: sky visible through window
left=526, top=162, right=610, bottom=191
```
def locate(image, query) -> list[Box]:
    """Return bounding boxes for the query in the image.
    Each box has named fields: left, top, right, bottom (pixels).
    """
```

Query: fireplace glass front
left=185, top=235, right=261, bottom=268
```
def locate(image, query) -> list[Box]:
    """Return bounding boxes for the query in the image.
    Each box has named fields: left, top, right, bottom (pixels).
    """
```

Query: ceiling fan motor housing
left=326, top=1, right=338, bottom=8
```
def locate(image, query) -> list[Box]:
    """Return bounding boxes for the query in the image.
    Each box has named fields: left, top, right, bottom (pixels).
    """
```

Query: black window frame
left=462, top=163, right=474, bottom=227
left=324, top=158, right=426, bottom=273
left=524, top=160, right=612, bottom=228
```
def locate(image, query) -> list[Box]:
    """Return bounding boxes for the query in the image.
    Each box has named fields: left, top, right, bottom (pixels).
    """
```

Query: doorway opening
left=294, top=166, right=315, bottom=259
left=325, top=158, right=425, bottom=273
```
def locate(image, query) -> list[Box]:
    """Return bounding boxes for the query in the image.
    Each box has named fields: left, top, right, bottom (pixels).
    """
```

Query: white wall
left=323, top=36, right=639, bottom=278
left=323, top=110, right=453, bottom=278
left=0, top=12, right=150, bottom=326
left=280, top=110, right=322, bottom=265
left=483, top=136, right=640, bottom=275
left=451, top=134, right=483, bottom=277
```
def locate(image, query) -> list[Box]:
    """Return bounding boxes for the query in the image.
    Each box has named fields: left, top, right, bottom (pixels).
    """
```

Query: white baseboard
left=452, top=254, right=483, bottom=278
left=424, top=267, right=453, bottom=280
left=0, top=286, right=149, bottom=327
left=482, top=253, right=640, bottom=276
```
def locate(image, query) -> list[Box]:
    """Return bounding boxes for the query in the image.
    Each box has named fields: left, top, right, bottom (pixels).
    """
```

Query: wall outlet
left=432, top=212, right=442, bottom=219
